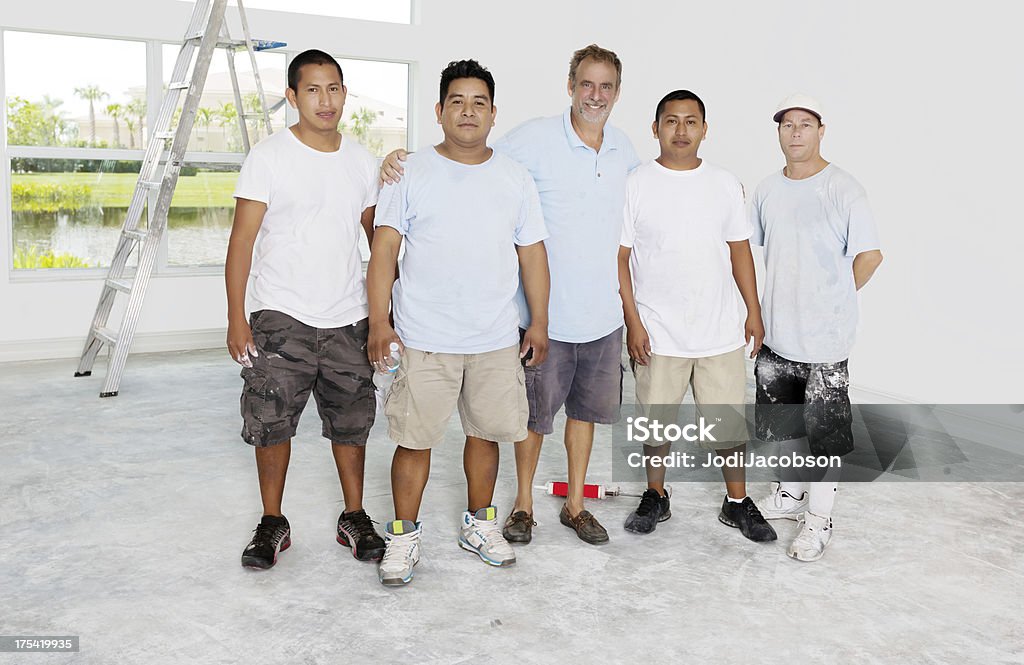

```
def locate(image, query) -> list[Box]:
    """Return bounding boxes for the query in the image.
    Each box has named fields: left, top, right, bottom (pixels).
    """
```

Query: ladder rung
left=154, top=131, right=176, bottom=140
left=124, top=229, right=147, bottom=242
left=94, top=326, right=119, bottom=347
left=140, top=180, right=163, bottom=189
left=184, top=32, right=204, bottom=42
left=168, top=81, right=191, bottom=90
left=219, top=39, right=246, bottom=48
left=241, top=112, right=264, bottom=119
left=106, top=279, right=132, bottom=294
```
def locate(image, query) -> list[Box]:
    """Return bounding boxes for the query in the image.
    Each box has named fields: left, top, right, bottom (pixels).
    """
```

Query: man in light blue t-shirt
left=382, top=44, right=640, bottom=547
left=367, top=60, right=550, bottom=587
left=750, top=93, right=884, bottom=563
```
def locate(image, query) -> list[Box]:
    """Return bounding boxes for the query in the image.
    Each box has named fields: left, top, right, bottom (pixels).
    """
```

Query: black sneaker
left=337, top=509, right=386, bottom=561
left=241, top=515, right=291, bottom=569
left=624, top=488, right=672, bottom=534
left=718, top=496, right=778, bottom=542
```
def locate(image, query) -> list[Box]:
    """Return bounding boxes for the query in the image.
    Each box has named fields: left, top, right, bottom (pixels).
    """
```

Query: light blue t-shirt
left=374, top=147, right=549, bottom=354
left=495, top=108, right=641, bottom=343
left=750, top=164, right=881, bottom=364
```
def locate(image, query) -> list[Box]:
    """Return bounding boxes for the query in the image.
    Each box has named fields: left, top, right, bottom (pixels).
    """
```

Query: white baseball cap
left=773, top=93, right=823, bottom=123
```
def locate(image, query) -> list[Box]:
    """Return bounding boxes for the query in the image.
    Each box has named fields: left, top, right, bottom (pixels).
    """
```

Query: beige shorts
left=384, top=344, right=528, bottom=449
left=632, top=347, right=749, bottom=450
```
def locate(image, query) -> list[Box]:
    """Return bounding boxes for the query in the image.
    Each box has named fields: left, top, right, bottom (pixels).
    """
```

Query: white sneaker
left=787, top=512, right=832, bottom=562
left=756, top=482, right=808, bottom=521
left=459, top=506, right=516, bottom=567
left=379, top=520, right=421, bottom=586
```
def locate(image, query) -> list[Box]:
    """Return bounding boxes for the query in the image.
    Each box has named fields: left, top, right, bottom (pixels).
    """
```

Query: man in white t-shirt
left=750, top=93, right=883, bottom=562
left=618, top=90, right=776, bottom=543
left=226, top=50, right=385, bottom=570
left=366, top=60, right=550, bottom=587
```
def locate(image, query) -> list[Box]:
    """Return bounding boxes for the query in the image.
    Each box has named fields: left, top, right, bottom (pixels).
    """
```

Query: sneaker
left=623, top=488, right=672, bottom=534
left=788, top=512, right=832, bottom=562
left=559, top=504, right=609, bottom=545
left=756, top=482, right=808, bottom=521
left=502, top=510, right=536, bottom=544
left=240, top=515, right=291, bottom=569
left=337, top=509, right=386, bottom=562
left=379, top=520, right=421, bottom=586
left=460, top=506, right=516, bottom=567
left=718, top=496, right=778, bottom=542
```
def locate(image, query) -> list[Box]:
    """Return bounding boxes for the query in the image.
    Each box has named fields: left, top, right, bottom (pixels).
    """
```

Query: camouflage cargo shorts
left=240, top=309, right=375, bottom=447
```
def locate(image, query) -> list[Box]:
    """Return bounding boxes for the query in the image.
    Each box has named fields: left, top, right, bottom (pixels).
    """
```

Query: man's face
left=777, top=109, right=825, bottom=162
left=653, top=99, right=706, bottom=162
left=286, top=63, right=346, bottom=132
left=567, top=57, right=620, bottom=126
left=435, top=77, right=496, bottom=148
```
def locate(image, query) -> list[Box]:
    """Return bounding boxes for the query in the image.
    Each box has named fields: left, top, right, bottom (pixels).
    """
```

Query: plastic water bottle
left=372, top=342, right=402, bottom=411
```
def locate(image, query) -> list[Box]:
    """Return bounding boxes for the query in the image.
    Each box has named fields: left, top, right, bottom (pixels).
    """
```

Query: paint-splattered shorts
left=240, top=309, right=375, bottom=447
left=754, top=345, right=854, bottom=457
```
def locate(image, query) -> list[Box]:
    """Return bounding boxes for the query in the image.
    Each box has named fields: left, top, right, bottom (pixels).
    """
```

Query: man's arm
left=728, top=240, right=765, bottom=358
left=618, top=245, right=651, bottom=365
left=225, top=198, right=267, bottom=366
left=516, top=241, right=550, bottom=367
left=360, top=206, right=376, bottom=247
left=366, top=226, right=404, bottom=369
left=853, top=250, right=884, bottom=290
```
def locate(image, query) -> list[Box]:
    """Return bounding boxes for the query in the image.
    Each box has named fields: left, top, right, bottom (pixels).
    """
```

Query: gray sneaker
left=502, top=510, right=536, bottom=544
left=378, top=520, right=421, bottom=586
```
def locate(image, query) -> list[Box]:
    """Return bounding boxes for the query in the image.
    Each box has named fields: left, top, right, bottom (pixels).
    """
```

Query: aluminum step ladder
left=74, top=0, right=281, bottom=397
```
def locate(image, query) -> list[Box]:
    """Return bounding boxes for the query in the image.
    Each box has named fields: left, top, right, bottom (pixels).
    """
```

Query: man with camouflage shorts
left=751, top=93, right=884, bottom=562
left=226, top=50, right=385, bottom=570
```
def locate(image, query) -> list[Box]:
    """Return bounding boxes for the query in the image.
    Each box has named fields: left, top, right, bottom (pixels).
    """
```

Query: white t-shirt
left=233, top=129, right=379, bottom=328
left=374, top=147, right=549, bottom=354
left=750, top=164, right=881, bottom=363
left=621, top=160, right=751, bottom=358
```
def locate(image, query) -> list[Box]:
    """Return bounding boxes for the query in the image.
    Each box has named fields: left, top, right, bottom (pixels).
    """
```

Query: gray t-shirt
left=750, top=164, right=880, bottom=363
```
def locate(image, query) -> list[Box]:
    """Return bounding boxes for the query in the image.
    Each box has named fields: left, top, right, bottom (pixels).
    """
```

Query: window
left=223, top=0, right=412, bottom=24
left=4, top=29, right=411, bottom=274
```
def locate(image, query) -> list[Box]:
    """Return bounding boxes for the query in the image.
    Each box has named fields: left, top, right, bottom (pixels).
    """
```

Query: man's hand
left=227, top=317, right=259, bottom=367
left=520, top=324, right=549, bottom=367
left=368, top=321, right=404, bottom=372
left=627, top=322, right=652, bottom=366
left=379, top=149, right=409, bottom=185
left=745, top=311, right=765, bottom=359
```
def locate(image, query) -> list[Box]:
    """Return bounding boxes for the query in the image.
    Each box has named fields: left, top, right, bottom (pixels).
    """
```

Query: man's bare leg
left=392, top=446, right=431, bottom=521
left=255, top=440, right=291, bottom=516
left=512, top=430, right=544, bottom=514
left=564, top=418, right=595, bottom=516
left=465, top=436, right=500, bottom=512
left=332, top=443, right=366, bottom=512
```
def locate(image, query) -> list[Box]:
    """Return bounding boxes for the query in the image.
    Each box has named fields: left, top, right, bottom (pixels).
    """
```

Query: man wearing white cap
left=750, top=93, right=884, bottom=562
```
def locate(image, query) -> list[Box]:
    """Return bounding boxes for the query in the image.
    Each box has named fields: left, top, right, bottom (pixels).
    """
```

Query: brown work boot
left=502, top=510, right=536, bottom=544
left=559, top=504, right=609, bottom=545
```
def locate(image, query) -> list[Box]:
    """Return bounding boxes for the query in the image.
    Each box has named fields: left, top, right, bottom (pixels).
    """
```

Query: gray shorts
left=240, top=309, right=375, bottom=447
left=524, top=326, right=624, bottom=435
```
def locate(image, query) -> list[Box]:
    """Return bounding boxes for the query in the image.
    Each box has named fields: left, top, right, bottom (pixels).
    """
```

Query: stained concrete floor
left=1, top=349, right=1021, bottom=664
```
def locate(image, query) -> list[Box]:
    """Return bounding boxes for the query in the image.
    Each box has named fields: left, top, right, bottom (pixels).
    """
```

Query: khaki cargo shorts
left=384, top=344, right=528, bottom=449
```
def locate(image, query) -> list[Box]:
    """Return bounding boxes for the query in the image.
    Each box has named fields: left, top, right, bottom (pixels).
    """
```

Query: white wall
left=2, top=0, right=1022, bottom=406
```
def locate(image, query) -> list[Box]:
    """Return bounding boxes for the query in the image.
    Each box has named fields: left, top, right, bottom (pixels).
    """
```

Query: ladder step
left=241, top=112, right=265, bottom=119
left=106, top=278, right=132, bottom=294
left=94, top=326, right=119, bottom=347
left=168, top=81, right=191, bottom=90
left=218, top=39, right=247, bottom=49
left=184, top=32, right=205, bottom=42
left=154, top=131, right=177, bottom=140
left=140, top=180, right=163, bottom=189
left=124, top=229, right=147, bottom=242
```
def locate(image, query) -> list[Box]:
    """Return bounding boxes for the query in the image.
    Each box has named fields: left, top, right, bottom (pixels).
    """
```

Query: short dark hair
left=439, top=59, right=495, bottom=106
left=288, top=49, right=344, bottom=91
left=655, top=90, right=706, bottom=124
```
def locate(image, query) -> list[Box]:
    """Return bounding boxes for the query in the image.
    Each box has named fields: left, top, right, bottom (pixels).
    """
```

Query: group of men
left=225, top=44, right=883, bottom=587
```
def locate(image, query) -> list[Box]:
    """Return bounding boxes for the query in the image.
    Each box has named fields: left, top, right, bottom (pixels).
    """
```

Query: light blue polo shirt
left=495, top=108, right=641, bottom=343
left=374, top=147, right=549, bottom=354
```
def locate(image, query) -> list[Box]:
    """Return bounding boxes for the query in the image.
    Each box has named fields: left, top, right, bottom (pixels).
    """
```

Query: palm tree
left=214, top=102, right=239, bottom=150
left=74, top=84, right=108, bottom=145
left=194, top=106, right=214, bottom=146
left=105, top=103, right=124, bottom=148
left=125, top=98, right=146, bottom=149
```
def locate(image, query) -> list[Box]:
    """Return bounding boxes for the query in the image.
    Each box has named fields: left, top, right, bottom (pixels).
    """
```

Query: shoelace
left=744, top=500, right=768, bottom=522
left=382, top=532, right=417, bottom=566
left=251, top=522, right=285, bottom=549
left=635, top=491, right=661, bottom=516
left=509, top=512, right=536, bottom=527
left=473, top=517, right=504, bottom=543
left=343, top=511, right=379, bottom=540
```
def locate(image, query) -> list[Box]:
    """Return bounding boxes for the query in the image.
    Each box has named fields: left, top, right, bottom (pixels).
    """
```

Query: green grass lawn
left=11, top=171, right=238, bottom=208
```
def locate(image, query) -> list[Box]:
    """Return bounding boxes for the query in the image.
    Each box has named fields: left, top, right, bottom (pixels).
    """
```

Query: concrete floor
left=1, top=349, right=1021, bottom=664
